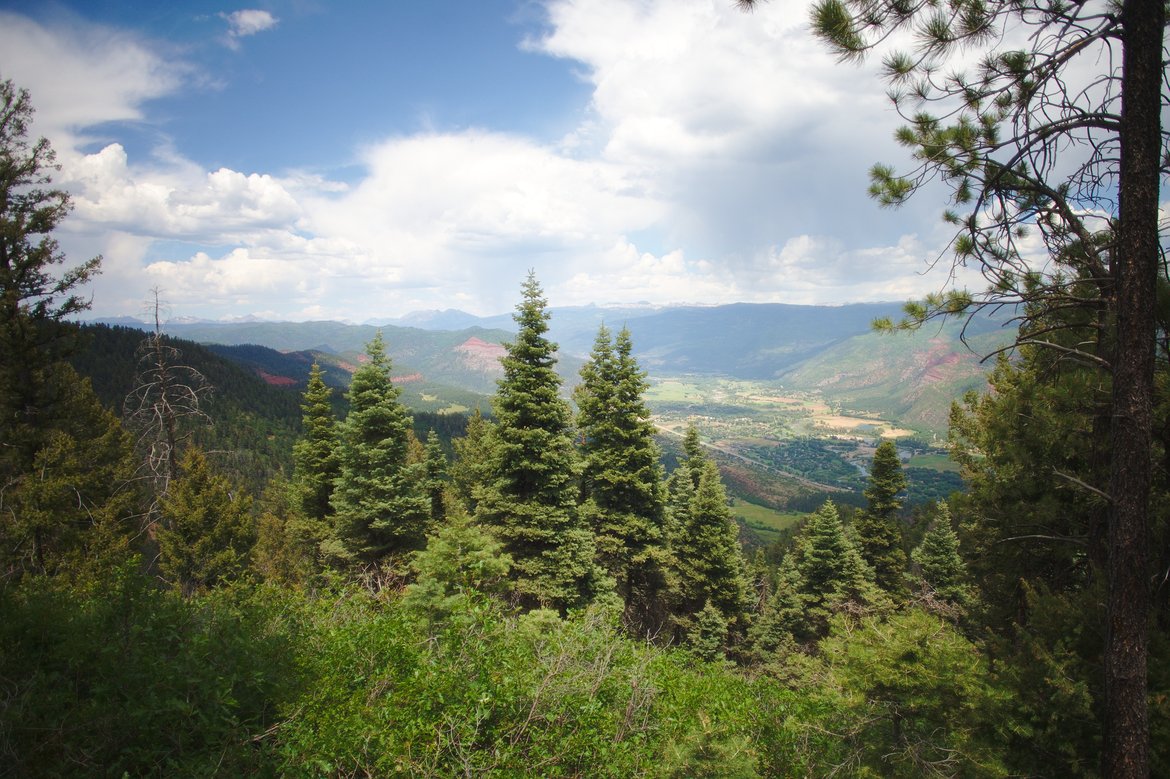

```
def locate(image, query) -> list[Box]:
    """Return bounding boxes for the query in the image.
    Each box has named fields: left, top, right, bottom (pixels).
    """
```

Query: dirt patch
left=257, top=370, right=298, bottom=387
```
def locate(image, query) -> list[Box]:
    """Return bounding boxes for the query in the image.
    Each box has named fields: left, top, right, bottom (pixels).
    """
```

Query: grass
left=730, top=497, right=805, bottom=544
left=908, top=453, right=961, bottom=472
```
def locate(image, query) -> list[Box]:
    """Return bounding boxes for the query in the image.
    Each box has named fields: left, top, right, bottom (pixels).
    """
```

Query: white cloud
left=0, top=2, right=979, bottom=322
left=0, top=11, right=184, bottom=149
left=220, top=10, right=278, bottom=48
left=63, top=143, right=302, bottom=242
left=531, top=0, right=920, bottom=258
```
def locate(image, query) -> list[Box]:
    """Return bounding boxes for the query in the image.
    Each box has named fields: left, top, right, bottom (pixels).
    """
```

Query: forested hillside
left=3, top=3, right=1170, bottom=770
left=105, top=302, right=1013, bottom=437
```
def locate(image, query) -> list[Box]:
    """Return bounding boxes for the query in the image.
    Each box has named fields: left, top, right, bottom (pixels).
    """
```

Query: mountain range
left=93, top=302, right=1016, bottom=434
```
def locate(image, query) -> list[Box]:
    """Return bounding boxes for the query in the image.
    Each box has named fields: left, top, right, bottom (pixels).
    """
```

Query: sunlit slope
left=778, top=320, right=1013, bottom=433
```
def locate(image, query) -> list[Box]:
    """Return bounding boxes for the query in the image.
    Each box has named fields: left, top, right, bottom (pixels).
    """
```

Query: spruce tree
left=0, top=366, right=139, bottom=580
left=157, top=446, right=254, bottom=596
left=912, top=501, right=970, bottom=608
left=449, top=409, right=495, bottom=515
left=680, top=424, right=705, bottom=488
left=331, top=333, right=429, bottom=566
left=672, top=458, right=749, bottom=633
left=856, top=440, right=909, bottom=595
left=252, top=475, right=318, bottom=586
left=575, top=325, right=668, bottom=630
left=689, top=600, right=731, bottom=663
left=789, top=500, right=876, bottom=639
left=292, top=362, right=339, bottom=523
left=476, top=272, right=598, bottom=611
left=662, top=465, right=693, bottom=550
left=421, top=432, right=449, bottom=525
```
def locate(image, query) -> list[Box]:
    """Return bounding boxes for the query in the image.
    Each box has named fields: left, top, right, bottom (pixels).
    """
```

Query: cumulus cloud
left=220, top=9, right=278, bottom=48
left=532, top=0, right=912, bottom=254
left=0, top=2, right=975, bottom=322
left=63, top=144, right=302, bottom=242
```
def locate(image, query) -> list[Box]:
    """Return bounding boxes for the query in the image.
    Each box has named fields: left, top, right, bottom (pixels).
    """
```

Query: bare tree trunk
left=1105, top=1, right=1164, bottom=775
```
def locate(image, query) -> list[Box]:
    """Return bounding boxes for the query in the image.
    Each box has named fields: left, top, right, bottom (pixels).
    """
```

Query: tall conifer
left=331, top=333, right=429, bottom=565
left=856, top=440, right=909, bottom=594
left=449, top=409, right=495, bottom=515
left=789, top=500, right=877, bottom=639
left=292, top=362, right=339, bottom=522
left=476, top=272, right=598, bottom=610
left=421, top=432, right=449, bottom=525
left=576, top=325, right=668, bottom=631
left=671, top=458, right=749, bottom=633
left=0, top=80, right=101, bottom=488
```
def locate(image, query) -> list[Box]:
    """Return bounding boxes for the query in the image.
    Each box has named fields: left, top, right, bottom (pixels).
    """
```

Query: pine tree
left=157, top=447, right=254, bottom=596
left=672, top=458, right=749, bottom=633
left=575, top=325, right=668, bottom=631
left=758, top=0, right=1167, bottom=765
left=912, top=501, right=971, bottom=609
left=476, top=272, right=598, bottom=611
left=0, top=82, right=139, bottom=581
left=856, top=440, right=908, bottom=595
left=292, top=362, right=339, bottom=523
left=0, top=81, right=102, bottom=476
left=330, top=333, right=430, bottom=566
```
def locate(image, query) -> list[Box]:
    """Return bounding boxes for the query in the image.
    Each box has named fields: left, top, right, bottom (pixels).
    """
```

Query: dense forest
left=3, top=0, right=1170, bottom=772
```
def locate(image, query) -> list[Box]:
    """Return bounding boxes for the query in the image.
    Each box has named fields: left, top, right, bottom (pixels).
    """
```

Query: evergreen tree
left=689, top=600, right=731, bottom=663
left=421, top=431, right=449, bottom=525
left=157, top=447, right=254, bottom=596
left=575, top=325, right=669, bottom=631
left=856, top=439, right=908, bottom=595
left=662, top=461, right=694, bottom=548
left=0, top=82, right=140, bottom=582
left=0, top=366, right=139, bottom=580
left=672, top=458, right=749, bottom=633
left=789, top=500, right=877, bottom=640
left=680, top=424, right=705, bottom=488
left=758, top=0, right=1167, bottom=765
left=0, top=81, right=107, bottom=557
left=476, top=272, right=598, bottom=611
left=912, top=501, right=970, bottom=609
left=251, top=474, right=331, bottom=587
left=403, top=512, right=513, bottom=626
left=292, top=362, right=339, bottom=523
left=330, top=333, right=430, bottom=566
left=449, top=409, right=495, bottom=515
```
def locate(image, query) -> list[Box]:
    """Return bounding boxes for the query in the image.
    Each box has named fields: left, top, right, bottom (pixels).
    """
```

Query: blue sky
left=0, top=0, right=982, bottom=321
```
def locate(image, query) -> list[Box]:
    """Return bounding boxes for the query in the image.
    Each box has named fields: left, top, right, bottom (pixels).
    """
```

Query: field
left=646, top=377, right=917, bottom=442
left=730, top=498, right=805, bottom=545
left=648, top=374, right=963, bottom=512
left=909, top=452, right=961, bottom=472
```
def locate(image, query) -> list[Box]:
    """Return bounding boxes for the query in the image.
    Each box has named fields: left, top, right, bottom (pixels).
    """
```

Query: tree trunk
left=1105, top=1, right=1163, bottom=775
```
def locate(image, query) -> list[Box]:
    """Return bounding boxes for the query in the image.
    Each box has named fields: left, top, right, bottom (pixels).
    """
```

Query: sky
left=0, top=0, right=986, bottom=322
